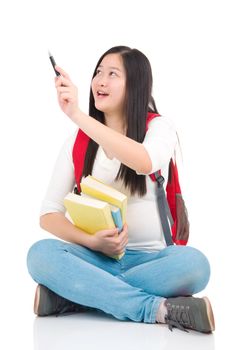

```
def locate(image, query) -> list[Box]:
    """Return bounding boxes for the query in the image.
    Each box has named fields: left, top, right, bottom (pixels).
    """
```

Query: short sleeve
left=136, top=116, right=178, bottom=175
left=40, top=129, right=78, bottom=216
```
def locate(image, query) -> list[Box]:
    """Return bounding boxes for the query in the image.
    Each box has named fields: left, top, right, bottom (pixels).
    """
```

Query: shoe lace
left=165, top=304, right=193, bottom=332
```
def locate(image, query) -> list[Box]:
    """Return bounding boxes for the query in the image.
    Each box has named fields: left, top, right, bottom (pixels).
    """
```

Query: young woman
left=27, top=46, right=215, bottom=333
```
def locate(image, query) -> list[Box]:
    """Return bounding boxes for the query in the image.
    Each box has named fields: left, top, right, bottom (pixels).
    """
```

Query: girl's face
left=91, top=53, right=126, bottom=117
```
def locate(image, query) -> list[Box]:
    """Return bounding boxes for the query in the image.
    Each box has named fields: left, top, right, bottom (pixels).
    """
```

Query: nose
left=98, top=78, right=107, bottom=87
left=97, top=73, right=107, bottom=87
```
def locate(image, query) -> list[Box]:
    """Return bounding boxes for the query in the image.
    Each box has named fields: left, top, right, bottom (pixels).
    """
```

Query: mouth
left=97, top=90, right=109, bottom=98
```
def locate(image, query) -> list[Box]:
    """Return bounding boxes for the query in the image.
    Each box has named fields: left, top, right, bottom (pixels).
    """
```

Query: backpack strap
left=146, top=113, right=174, bottom=246
left=154, top=171, right=174, bottom=246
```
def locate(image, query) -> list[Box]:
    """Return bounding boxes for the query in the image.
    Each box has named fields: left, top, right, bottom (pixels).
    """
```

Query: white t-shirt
left=40, top=116, right=178, bottom=252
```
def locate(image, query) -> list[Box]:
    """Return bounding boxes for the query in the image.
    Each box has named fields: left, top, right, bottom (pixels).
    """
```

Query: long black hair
left=82, top=46, right=159, bottom=196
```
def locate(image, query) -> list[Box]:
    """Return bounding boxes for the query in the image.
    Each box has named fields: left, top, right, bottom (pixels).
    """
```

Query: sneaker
left=34, top=284, right=86, bottom=316
left=165, top=296, right=215, bottom=333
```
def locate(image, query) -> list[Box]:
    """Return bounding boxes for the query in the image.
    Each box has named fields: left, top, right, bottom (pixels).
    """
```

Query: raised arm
left=54, top=66, right=152, bottom=174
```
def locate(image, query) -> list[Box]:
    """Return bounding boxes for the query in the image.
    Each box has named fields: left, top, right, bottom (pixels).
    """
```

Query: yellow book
left=64, top=191, right=125, bottom=260
left=64, top=193, right=115, bottom=234
left=80, top=175, right=127, bottom=224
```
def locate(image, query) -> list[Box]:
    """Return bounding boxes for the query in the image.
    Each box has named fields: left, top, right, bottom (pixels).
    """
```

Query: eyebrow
left=98, top=64, right=122, bottom=72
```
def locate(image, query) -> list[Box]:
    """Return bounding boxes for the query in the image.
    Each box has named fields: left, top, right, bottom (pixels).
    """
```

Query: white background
left=0, top=0, right=231, bottom=348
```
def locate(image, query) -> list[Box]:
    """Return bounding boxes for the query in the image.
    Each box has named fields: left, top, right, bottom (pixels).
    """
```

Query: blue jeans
left=27, top=239, right=210, bottom=323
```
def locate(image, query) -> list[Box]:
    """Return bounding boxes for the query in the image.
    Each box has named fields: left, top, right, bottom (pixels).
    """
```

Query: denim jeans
left=27, top=239, right=210, bottom=324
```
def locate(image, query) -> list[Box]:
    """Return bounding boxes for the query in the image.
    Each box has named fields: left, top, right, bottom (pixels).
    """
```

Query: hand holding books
left=64, top=175, right=128, bottom=259
left=91, top=223, right=128, bottom=258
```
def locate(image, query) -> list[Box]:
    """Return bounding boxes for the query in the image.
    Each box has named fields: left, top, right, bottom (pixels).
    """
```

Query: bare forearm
left=73, top=110, right=152, bottom=174
left=54, top=65, right=151, bottom=173
left=40, top=212, right=94, bottom=249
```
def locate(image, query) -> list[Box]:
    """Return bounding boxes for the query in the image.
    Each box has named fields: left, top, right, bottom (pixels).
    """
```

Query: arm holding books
left=40, top=213, right=95, bottom=248
left=40, top=213, right=128, bottom=257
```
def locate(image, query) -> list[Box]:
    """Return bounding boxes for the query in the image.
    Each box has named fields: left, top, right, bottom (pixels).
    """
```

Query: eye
left=96, top=69, right=102, bottom=75
left=109, top=71, right=117, bottom=77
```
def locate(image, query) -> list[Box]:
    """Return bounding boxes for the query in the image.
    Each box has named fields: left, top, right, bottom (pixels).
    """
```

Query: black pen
left=48, top=50, right=60, bottom=76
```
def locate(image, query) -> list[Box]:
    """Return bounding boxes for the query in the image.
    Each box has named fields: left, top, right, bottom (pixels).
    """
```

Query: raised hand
left=54, top=66, right=79, bottom=120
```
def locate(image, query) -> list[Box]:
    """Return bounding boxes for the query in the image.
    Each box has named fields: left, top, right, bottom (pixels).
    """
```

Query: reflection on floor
left=33, top=310, right=215, bottom=350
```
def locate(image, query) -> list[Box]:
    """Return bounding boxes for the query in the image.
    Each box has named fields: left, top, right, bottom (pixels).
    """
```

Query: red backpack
left=72, top=113, right=189, bottom=246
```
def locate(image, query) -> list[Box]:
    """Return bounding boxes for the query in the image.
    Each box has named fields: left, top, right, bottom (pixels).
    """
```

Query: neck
left=104, top=113, right=126, bottom=134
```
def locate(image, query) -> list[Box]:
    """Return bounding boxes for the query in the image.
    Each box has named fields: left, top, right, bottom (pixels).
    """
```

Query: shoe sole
left=34, top=284, right=40, bottom=315
left=203, top=296, right=215, bottom=332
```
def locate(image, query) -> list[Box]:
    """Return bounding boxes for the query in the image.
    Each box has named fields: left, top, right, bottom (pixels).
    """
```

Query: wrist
left=69, top=108, right=80, bottom=122
left=84, top=233, right=97, bottom=250
left=70, top=107, right=87, bottom=124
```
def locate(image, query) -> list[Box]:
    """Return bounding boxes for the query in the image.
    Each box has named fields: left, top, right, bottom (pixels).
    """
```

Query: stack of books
left=64, top=175, right=127, bottom=259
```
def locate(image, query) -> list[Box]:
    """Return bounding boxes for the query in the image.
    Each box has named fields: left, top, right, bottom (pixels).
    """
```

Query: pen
left=48, top=50, right=60, bottom=76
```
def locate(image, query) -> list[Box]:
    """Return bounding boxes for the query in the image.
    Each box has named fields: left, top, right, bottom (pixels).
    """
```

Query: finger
left=102, top=228, right=119, bottom=237
left=121, top=235, right=128, bottom=245
left=55, top=76, right=72, bottom=88
left=122, top=238, right=128, bottom=248
left=57, top=86, right=70, bottom=93
left=123, top=223, right=128, bottom=231
left=58, top=92, right=73, bottom=102
left=118, top=224, right=128, bottom=236
left=55, top=65, right=70, bottom=79
left=116, top=234, right=127, bottom=246
left=119, top=229, right=128, bottom=239
left=119, top=237, right=128, bottom=248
